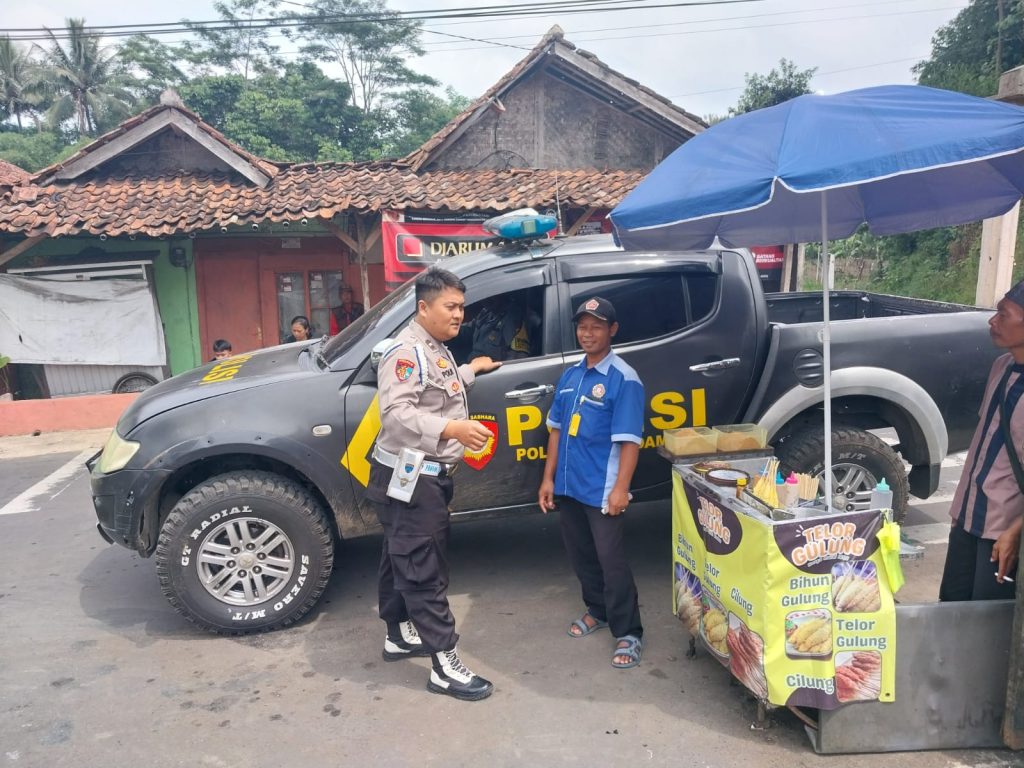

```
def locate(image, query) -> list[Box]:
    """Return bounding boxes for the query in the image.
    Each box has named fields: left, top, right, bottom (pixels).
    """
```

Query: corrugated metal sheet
left=44, top=365, right=165, bottom=397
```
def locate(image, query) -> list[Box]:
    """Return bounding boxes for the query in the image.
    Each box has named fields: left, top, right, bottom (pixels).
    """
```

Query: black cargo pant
left=557, top=495, right=643, bottom=640
left=939, top=524, right=1018, bottom=602
left=366, top=460, right=458, bottom=652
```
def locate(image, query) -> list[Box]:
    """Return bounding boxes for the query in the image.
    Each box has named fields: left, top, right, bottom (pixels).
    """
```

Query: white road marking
left=0, top=448, right=96, bottom=516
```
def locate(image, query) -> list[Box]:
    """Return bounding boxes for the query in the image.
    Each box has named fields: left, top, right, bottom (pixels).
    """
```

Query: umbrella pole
left=821, top=193, right=834, bottom=511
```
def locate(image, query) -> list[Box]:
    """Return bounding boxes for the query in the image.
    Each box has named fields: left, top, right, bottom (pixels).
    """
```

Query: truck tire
left=776, top=425, right=909, bottom=523
left=112, top=372, right=158, bottom=394
left=155, top=471, right=334, bottom=634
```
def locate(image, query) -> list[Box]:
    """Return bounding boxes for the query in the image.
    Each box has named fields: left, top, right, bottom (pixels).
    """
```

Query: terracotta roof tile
left=0, top=165, right=644, bottom=238
left=0, top=159, right=30, bottom=187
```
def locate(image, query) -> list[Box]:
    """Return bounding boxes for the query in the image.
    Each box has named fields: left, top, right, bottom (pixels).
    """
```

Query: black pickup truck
left=89, top=234, right=996, bottom=633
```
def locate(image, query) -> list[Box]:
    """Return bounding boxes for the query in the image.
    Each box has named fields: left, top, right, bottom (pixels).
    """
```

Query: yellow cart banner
left=672, top=472, right=896, bottom=709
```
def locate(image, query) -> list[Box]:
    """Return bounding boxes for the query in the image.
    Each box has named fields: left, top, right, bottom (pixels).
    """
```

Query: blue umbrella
left=610, top=84, right=1024, bottom=511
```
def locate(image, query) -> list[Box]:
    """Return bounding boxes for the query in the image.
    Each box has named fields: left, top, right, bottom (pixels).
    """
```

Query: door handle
left=689, top=358, right=741, bottom=372
left=505, top=384, right=555, bottom=400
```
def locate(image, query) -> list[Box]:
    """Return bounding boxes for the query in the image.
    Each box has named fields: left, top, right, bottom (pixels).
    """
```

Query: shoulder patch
left=395, top=358, right=416, bottom=382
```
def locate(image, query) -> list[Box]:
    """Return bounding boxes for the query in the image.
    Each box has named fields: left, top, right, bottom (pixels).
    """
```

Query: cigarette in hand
left=996, top=572, right=1015, bottom=583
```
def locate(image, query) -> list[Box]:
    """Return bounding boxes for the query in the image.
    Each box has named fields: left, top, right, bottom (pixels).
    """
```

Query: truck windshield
left=321, top=281, right=415, bottom=365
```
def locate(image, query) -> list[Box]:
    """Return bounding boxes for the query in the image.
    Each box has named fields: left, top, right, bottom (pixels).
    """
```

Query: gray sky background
left=7, top=0, right=968, bottom=118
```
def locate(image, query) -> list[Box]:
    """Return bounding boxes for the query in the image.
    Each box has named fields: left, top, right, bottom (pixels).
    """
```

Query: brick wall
left=431, top=69, right=680, bottom=171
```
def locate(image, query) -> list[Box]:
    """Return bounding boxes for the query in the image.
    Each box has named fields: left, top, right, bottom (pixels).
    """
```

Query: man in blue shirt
left=538, top=296, right=646, bottom=669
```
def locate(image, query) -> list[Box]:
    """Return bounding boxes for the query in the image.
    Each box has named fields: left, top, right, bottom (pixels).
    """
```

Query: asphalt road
left=0, top=438, right=1020, bottom=768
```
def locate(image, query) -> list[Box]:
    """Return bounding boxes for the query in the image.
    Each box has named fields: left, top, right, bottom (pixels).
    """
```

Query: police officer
left=538, top=296, right=646, bottom=669
left=366, top=267, right=501, bottom=701
left=469, top=295, right=539, bottom=361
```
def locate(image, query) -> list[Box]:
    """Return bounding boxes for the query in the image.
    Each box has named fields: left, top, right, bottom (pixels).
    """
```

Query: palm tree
left=37, top=18, right=133, bottom=136
left=0, top=36, right=36, bottom=129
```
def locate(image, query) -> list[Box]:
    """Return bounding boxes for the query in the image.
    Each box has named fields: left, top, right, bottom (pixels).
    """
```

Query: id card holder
left=568, top=412, right=581, bottom=437
left=386, top=447, right=426, bottom=502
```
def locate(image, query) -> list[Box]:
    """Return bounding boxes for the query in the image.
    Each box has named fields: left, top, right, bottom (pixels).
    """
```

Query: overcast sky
left=6, top=0, right=967, bottom=118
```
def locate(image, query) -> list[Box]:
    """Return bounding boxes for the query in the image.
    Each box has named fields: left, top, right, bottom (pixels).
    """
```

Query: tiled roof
left=402, top=25, right=705, bottom=172
left=0, top=159, right=29, bottom=187
left=0, top=164, right=644, bottom=238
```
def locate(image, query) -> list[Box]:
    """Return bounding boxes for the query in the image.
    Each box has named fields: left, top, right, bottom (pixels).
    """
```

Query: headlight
left=97, top=430, right=140, bottom=474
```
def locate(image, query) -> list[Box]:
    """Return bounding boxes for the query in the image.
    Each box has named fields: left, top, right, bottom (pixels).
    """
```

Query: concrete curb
left=0, top=393, right=137, bottom=437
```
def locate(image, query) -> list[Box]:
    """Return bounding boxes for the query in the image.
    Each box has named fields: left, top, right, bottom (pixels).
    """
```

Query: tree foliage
left=36, top=18, right=135, bottom=135
left=0, top=36, right=41, bottom=129
left=731, top=58, right=817, bottom=115
left=915, top=0, right=1024, bottom=97
left=179, top=62, right=363, bottom=161
left=184, top=0, right=283, bottom=80
left=0, top=3, right=464, bottom=170
left=285, top=0, right=435, bottom=112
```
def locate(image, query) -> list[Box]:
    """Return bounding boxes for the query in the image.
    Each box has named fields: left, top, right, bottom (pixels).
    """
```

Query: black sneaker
left=382, top=620, right=430, bottom=661
left=427, top=647, right=493, bottom=701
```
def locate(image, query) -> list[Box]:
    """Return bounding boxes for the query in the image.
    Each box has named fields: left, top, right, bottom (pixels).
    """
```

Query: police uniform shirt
left=545, top=351, right=645, bottom=509
left=376, top=319, right=476, bottom=464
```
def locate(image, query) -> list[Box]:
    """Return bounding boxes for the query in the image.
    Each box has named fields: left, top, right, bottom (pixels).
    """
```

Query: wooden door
left=195, top=247, right=263, bottom=357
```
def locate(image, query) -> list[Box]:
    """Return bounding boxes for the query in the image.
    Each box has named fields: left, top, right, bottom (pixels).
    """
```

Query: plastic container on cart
left=663, top=426, right=720, bottom=456
left=714, top=423, right=768, bottom=451
left=869, top=478, right=894, bottom=513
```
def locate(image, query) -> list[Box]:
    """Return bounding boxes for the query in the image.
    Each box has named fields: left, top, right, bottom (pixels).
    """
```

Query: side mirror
left=370, top=338, right=396, bottom=372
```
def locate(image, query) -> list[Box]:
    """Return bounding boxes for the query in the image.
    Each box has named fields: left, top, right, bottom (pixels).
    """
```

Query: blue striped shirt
left=546, top=350, right=645, bottom=509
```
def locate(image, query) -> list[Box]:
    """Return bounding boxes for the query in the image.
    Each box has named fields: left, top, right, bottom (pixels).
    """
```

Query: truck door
left=447, top=263, right=565, bottom=514
left=558, top=253, right=761, bottom=497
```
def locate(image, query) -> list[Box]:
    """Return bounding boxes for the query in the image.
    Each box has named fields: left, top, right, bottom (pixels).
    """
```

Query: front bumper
left=88, top=452, right=171, bottom=554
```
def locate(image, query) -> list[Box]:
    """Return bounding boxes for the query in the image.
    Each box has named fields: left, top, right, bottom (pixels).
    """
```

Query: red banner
left=382, top=211, right=500, bottom=290
left=751, top=246, right=785, bottom=270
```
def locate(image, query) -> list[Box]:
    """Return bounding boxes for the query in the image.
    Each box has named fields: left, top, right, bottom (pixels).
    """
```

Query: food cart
left=663, top=431, right=1013, bottom=753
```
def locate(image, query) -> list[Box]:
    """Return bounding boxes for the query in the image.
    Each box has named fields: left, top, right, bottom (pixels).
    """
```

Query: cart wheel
left=112, top=372, right=158, bottom=394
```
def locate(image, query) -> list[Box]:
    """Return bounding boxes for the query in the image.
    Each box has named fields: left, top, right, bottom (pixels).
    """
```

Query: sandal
left=567, top=611, right=608, bottom=638
left=612, top=635, right=643, bottom=669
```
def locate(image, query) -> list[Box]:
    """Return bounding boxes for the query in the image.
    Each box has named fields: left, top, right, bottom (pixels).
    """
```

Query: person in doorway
left=538, top=296, right=646, bottom=669
left=940, top=280, right=1024, bottom=601
left=211, top=339, right=232, bottom=361
left=283, top=315, right=314, bottom=344
left=329, top=285, right=365, bottom=334
left=365, top=267, right=501, bottom=701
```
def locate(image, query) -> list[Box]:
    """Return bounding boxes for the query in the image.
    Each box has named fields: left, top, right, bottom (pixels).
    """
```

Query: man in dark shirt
left=329, top=285, right=365, bottom=334
left=940, top=280, right=1024, bottom=601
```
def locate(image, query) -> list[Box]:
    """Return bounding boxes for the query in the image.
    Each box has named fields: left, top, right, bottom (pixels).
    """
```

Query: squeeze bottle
left=870, top=478, right=893, bottom=512
left=778, top=472, right=799, bottom=507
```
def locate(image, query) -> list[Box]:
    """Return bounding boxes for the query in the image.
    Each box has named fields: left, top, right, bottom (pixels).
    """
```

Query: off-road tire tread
left=776, top=425, right=909, bottom=523
left=155, top=470, right=333, bottom=635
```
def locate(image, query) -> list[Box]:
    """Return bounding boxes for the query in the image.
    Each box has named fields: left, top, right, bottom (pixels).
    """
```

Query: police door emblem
left=464, top=413, right=499, bottom=470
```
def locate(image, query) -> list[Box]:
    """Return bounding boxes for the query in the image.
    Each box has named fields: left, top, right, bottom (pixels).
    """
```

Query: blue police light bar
left=482, top=208, right=558, bottom=241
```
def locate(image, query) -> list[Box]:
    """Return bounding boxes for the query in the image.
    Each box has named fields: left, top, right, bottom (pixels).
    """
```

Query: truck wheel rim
left=195, top=517, right=295, bottom=606
left=820, top=463, right=878, bottom=513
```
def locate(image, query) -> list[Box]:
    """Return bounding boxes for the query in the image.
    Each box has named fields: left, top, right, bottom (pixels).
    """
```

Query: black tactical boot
left=427, top=647, right=494, bottom=701
left=382, top=620, right=430, bottom=661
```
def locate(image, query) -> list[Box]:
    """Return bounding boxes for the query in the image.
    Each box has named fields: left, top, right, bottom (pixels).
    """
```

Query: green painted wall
left=4, top=236, right=201, bottom=375
left=153, top=240, right=201, bottom=374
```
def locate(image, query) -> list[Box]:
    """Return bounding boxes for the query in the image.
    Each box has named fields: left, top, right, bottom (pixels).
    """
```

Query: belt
left=372, top=445, right=458, bottom=477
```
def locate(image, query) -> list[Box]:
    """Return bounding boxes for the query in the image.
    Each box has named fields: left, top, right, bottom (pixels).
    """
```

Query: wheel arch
left=757, top=367, right=948, bottom=467
left=140, top=445, right=363, bottom=555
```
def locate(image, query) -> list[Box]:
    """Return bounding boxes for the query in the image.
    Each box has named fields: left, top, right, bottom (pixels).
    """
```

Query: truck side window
left=451, top=287, right=544, bottom=365
left=569, top=273, right=717, bottom=346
